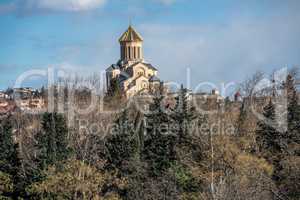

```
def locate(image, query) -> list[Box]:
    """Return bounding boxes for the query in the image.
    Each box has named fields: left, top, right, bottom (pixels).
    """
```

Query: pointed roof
left=119, top=25, right=143, bottom=42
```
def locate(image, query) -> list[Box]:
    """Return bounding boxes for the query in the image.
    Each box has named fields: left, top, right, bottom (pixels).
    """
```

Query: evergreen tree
left=284, top=74, right=300, bottom=155
left=256, top=73, right=300, bottom=199
left=0, top=115, right=21, bottom=199
left=35, top=112, right=72, bottom=170
left=256, top=100, right=282, bottom=157
left=0, top=116, right=20, bottom=175
left=276, top=74, right=300, bottom=199
left=171, top=84, right=197, bottom=142
left=145, top=83, right=169, bottom=136
left=143, top=132, right=176, bottom=176
left=255, top=98, right=297, bottom=198
left=108, top=78, right=122, bottom=98
left=144, top=83, right=176, bottom=176
left=105, top=109, right=139, bottom=169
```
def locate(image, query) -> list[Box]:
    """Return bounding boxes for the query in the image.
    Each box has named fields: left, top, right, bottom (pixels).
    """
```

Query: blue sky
left=0, top=0, right=300, bottom=94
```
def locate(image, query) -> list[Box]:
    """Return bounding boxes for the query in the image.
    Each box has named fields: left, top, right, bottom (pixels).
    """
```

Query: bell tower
left=119, top=25, right=144, bottom=63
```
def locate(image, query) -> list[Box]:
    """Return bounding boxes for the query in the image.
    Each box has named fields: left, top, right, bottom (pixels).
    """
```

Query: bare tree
left=240, top=71, right=265, bottom=98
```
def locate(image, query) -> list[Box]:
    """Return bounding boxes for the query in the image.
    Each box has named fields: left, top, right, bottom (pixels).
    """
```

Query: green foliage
left=143, top=133, right=176, bottom=176
left=256, top=73, right=300, bottom=200
left=171, top=85, right=197, bottom=142
left=0, top=171, right=13, bottom=199
left=0, top=116, right=20, bottom=175
left=105, top=110, right=140, bottom=170
left=143, top=85, right=177, bottom=176
left=285, top=74, right=300, bottom=155
left=35, top=112, right=73, bottom=170
left=276, top=74, right=300, bottom=199
left=0, top=73, right=298, bottom=200
left=170, top=163, right=199, bottom=192
left=145, top=84, right=169, bottom=136
left=27, top=159, right=119, bottom=200
left=256, top=100, right=283, bottom=156
left=108, top=78, right=122, bottom=98
left=0, top=116, right=21, bottom=199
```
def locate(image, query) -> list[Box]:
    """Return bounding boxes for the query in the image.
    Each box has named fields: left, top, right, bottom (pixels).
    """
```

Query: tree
left=143, top=84, right=176, bottom=176
left=236, top=100, right=247, bottom=136
left=105, top=109, right=139, bottom=170
left=35, top=112, right=72, bottom=170
left=0, top=171, right=13, bottom=199
left=108, top=78, right=122, bottom=98
left=255, top=94, right=300, bottom=199
left=240, top=71, right=265, bottom=97
left=28, top=159, right=124, bottom=200
left=284, top=74, right=300, bottom=155
left=256, top=100, right=283, bottom=158
left=0, top=116, right=20, bottom=175
left=0, top=115, right=21, bottom=199
left=171, top=84, right=197, bottom=142
left=277, top=156, right=300, bottom=200
left=145, top=83, right=169, bottom=136
left=275, top=73, right=300, bottom=199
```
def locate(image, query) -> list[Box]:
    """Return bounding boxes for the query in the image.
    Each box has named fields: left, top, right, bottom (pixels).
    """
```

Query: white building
left=106, top=25, right=161, bottom=98
left=0, top=91, right=9, bottom=99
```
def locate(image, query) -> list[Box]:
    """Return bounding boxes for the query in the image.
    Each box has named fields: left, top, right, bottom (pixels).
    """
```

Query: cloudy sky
left=0, top=0, right=300, bottom=93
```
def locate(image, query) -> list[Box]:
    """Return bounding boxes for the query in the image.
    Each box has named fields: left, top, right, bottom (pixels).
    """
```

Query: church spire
left=119, top=25, right=144, bottom=62
left=119, top=25, right=143, bottom=42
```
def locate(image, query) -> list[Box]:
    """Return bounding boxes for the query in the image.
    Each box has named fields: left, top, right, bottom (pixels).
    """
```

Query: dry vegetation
left=0, top=71, right=299, bottom=200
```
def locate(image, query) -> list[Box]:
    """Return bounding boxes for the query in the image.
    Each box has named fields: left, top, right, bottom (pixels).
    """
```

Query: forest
left=0, top=71, right=299, bottom=200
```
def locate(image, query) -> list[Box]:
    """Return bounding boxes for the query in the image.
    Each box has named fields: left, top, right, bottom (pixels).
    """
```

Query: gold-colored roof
left=119, top=25, right=143, bottom=42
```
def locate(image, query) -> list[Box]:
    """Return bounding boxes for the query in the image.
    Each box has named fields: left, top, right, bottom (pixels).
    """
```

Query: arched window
left=138, top=71, right=143, bottom=76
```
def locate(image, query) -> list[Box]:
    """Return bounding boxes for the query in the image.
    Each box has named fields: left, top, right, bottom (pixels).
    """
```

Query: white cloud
left=1, top=0, right=177, bottom=15
left=138, top=11, right=300, bottom=91
left=20, top=0, right=106, bottom=12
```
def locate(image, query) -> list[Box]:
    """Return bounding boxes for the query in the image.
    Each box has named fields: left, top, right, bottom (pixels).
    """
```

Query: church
left=106, top=25, right=161, bottom=98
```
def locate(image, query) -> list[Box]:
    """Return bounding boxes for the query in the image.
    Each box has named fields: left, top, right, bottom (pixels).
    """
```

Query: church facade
left=106, top=25, right=161, bottom=98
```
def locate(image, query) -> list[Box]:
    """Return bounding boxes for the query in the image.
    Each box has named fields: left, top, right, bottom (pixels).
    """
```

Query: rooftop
left=119, top=25, right=143, bottom=42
